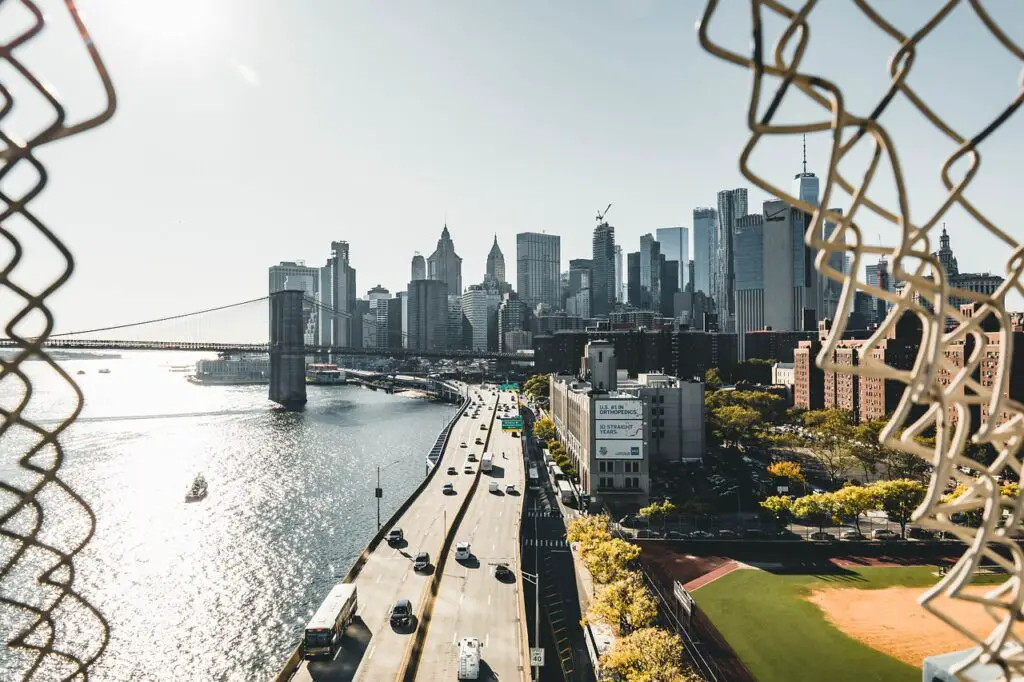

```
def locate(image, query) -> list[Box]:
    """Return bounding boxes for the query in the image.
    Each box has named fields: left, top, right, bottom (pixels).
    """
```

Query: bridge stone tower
left=269, top=289, right=307, bottom=408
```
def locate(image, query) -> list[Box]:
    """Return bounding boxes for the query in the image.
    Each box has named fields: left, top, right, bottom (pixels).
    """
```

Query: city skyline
left=13, top=1, right=1021, bottom=335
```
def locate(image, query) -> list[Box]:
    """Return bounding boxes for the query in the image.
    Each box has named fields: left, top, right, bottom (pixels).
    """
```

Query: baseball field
left=692, top=563, right=1015, bottom=682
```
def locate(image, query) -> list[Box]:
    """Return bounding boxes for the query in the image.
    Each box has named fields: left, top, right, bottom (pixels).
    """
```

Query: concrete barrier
left=396, top=393, right=502, bottom=682
left=514, top=406, right=532, bottom=681
left=275, top=393, right=469, bottom=682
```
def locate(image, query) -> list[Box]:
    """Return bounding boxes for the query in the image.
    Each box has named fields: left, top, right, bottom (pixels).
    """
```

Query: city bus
left=528, top=465, right=539, bottom=487
left=303, top=583, right=358, bottom=660
left=481, top=451, right=494, bottom=472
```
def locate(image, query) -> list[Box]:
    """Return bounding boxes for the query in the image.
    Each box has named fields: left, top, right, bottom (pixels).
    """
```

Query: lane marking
left=375, top=574, right=382, bottom=584
left=367, top=645, right=376, bottom=660
left=459, top=593, right=464, bottom=604
left=487, top=594, right=492, bottom=606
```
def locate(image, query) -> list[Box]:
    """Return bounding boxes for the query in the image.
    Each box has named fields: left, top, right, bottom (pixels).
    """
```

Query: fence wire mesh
left=699, top=0, right=1023, bottom=676
left=0, top=1, right=116, bottom=680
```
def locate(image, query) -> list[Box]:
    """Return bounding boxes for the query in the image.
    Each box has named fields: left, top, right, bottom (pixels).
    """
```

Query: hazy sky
left=7, top=0, right=1023, bottom=339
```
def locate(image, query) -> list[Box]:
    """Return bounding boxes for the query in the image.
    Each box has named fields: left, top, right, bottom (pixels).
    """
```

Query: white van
left=458, top=637, right=481, bottom=679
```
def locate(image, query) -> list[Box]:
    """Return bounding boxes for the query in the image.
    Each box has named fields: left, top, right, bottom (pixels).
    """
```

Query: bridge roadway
left=291, top=386, right=501, bottom=682
left=416, top=388, right=527, bottom=681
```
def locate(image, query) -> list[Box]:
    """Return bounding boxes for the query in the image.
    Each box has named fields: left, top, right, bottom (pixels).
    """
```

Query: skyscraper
left=614, top=245, right=624, bottom=304
left=591, top=221, right=616, bottom=317
left=411, top=253, right=426, bottom=281
left=485, top=235, right=506, bottom=287
left=656, top=227, right=689, bottom=296
left=269, top=261, right=319, bottom=345
left=627, top=251, right=641, bottom=307
left=793, top=134, right=820, bottom=208
left=427, top=225, right=463, bottom=296
left=320, top=241, right=356, bottom=347
left=516, top=232, right=561, bottom=309
left=639, top=233, right=662, bottom=310
left=692, top=208, right=715, bottom=298
left=733, top=214, right=765, bottom=360
left=715, top=188, right=749, bottom=329
left=407, top=278, right=448, bottom=351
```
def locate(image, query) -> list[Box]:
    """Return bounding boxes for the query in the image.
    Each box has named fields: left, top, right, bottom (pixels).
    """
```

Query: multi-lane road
left=292, top=384, right=528, bottom=682
left=416, top=389, right=527, bottom=680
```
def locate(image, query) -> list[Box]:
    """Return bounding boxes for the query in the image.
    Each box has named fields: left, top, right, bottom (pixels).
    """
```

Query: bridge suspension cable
left=49, top=296, right=271, bottom=338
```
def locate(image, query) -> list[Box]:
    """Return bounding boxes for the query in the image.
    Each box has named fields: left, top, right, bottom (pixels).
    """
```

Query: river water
left=0, top=351, right=457, bottom=681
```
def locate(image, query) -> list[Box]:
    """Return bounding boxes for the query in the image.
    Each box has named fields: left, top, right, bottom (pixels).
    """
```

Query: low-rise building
left=616, top=372, right=704, bottom=463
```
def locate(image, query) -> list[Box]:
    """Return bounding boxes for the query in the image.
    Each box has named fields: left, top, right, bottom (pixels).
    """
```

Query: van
left=489, top=482, right=500, bottom=494
left=458, top=637, right=481, bottom=680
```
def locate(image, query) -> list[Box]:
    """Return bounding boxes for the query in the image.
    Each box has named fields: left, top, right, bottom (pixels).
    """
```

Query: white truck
left=458, top=637, right=481, bottom=680
left=481, top=451, right=494, bottom=472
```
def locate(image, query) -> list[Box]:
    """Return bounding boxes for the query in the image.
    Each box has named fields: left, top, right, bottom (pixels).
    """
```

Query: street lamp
left=376, top=458, right=403, bottom=530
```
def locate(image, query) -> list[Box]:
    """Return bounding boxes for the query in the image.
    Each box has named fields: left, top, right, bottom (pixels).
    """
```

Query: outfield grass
left=693, top=566, right=950, bottom=682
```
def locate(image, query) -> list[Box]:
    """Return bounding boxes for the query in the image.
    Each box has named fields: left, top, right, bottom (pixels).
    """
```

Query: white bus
left=481, top=452, right=494, bottom=472
left=557, top=479, right=574, bottom=504
left=303, top=583, right=358, bottom=660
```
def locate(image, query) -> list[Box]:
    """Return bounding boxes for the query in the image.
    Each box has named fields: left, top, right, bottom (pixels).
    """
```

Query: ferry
left=306, top=363, right=347, bottom=386
left=98, top=368, right=111, bottom=374
left=185, top=474, right=208, bottom=502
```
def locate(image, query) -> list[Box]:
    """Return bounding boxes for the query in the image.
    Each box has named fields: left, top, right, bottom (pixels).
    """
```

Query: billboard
left=595, top=420, right=644, bottom=440
left=595, top=439, right=644, bottom=459
left=594, top=400, right=643, bottom=420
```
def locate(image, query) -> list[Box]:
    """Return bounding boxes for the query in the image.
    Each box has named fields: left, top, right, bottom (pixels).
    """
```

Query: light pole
left=377, top=458, right=402, bottom=530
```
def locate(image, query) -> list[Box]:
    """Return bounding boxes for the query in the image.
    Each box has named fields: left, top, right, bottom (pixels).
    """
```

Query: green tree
left=832, top=485, right=878, bottom=534
left=804, top=409, right=857, bottom=483
left=759, top=495, right=794, bottom=529
left=584, top=538, right=642, bottom=584
left=792, top=492, right=838, bottom=533
left=709, top=405, right=761, bottom=449
left=599, top=627, right=693, bottom=682
left=870, top=479, right=926, bottom=538
left=851, top=419, right=896, bottom=481
left=638, top=500, right=677, bottom=530
left=587, top=571, right=658, bottom=636
left=705, top=368, right=722, bottom=391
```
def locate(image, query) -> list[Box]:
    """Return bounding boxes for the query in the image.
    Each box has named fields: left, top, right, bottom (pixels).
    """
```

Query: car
left=489, top=482, right=500, bottom=494
left=475, top=438, right=483, bottom=445
left=442, top=482, right=455, bottom=494
left=386, top=528, right=404, bottom=545
left=873, top=529, right=900, bottom=541
left=413, top=552, right=430, bottom=571
left=455, top=542, right=471, bottom=561
left=479, top=424, right=487, bottom=430
left=447, top=466, right=457, bottom=475
left=468, top=453, right=477, bottom=462
left=460, top=442, right=468, bottom=448
left=494, top=562, right=512, bottom=580
left=505, top=483, right=516, bottom=494
left=841, top=530, right=865, bottom=541
left=389, top=599, right=413, bottom=628
left=809, top=531, right=837, bottom=542
left=464, top=463, right=474, bottom=473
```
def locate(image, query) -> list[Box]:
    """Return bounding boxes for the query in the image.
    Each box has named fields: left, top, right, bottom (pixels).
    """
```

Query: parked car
left=907, top=527, right=936, bottom=540
left=413, top=552, right=430, bottom=571
left=386, top=528, right=404, bottom=545
left=873, top=529, right=900, bottom=541
left=809, top=531, right=837, bottom=542
left=841, top=530, right=865, bottom=541
left=389, top=599, right=413, bottom=628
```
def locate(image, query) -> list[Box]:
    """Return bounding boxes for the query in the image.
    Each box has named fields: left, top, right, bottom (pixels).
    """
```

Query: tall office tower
left=497, top=292, right=531, bottom=353
left=820, top=209, right=845, bottom=321
left=407, top=279, right=448, bottom=351
left=792, top=134, right=820, bottom=208
left=715, top=188, right=749, bottom=330
left=516, top=232, right=561, bottom=309
left=398, top=291, right=410, bottom=348
left=660, top=257, right=679, bottom=317
left=427, top=224, right=463, bottom=296
left=320, top=241, right=356, bottom=347
left=367, top=284, right=390, bottom=349
left=591, top=221, right=616, bottom=317
left=411, top=253, right=426, bottom=281
left=865, top=256, right=894, bottom=325
left=692, top=208, right=716, bottom=296
left=656, top=227, right=689, bottom=296
left=485, top=235, right=506, bottom=287
left=627, top=252, right=641, bottom=307
left=733, top=214, right=765, bottom=360
left=614, top=245, right=624, bottom=304
left=269, top=261, right=319, bottom=345
left=639, top=233, right=662, bottom=310
left=568, top=259, right=592, bottom=296
left=460, top=285, right=501, bottom=352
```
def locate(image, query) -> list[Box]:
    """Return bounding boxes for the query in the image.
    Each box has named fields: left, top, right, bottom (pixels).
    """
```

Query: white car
left=455, top=542, right=471, bottom=561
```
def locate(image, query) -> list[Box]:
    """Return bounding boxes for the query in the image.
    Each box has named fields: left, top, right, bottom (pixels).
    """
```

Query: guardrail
left=396, top=393, right=502, bottom=682
left=514, top=403, right=532, bottom=681
left=275, top=393, right=469, bottom=682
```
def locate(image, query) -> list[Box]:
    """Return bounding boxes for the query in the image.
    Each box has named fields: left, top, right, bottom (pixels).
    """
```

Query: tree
left=831, top=485, right=877, bottom=534
left=584, top=538, right=642, bottom=584
left=587, top=571, right=658, bottom=636
left=870, top=479, right=926, bottom=538
left=566, top=514, right=612, bottom=553
left=759, top=495, right=794, bottom=529
left=792, top=492, right=838, bottom=533
left=599, top=627, right=693, bottom=682
left=804, top=409, right=857, bottom=483
left=532, top=415, right=555, bottom=442
left=709, top=405, right=761, bottom=449
left=638, top=500, right=677, bottom=530
left=767, top=461, right=805, bottom=487
left=705, top=368, right=722, bottom=391
left=851, top=419, right=896, bottom=481
left=1002, top=482, right=1021, bottom=499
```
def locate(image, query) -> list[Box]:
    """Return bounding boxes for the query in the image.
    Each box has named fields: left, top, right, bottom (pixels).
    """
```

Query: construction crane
left=596, top=203, right=612, bottom=224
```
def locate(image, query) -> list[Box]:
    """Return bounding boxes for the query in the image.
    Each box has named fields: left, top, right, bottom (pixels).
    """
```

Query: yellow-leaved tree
left=599, top=626, right=693, bottom=681
left=566, top=514, right=612, bottom=553
left=583, top=538, right=640, bottom=584
left=587, top=571, right=657, bottom=636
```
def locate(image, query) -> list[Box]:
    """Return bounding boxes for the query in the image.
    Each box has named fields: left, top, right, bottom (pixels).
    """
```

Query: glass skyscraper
left=516, top=232, right=561, bottom=310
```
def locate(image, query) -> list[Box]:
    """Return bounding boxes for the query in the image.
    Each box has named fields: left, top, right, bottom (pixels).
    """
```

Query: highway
left=291, top=385, right=500, bottom=682
left=416, top=388, right=527, bottom=681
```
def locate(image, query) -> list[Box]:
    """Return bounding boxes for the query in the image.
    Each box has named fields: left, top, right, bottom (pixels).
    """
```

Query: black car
left=386, top=528, right=404, bottom=545
left=494, top=562, right=512, bottom=580
left=390, top=599, right=413, bottom=628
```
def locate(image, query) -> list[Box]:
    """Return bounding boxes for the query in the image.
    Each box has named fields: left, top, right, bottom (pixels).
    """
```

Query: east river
left=0, top=351, right=457, bottom=681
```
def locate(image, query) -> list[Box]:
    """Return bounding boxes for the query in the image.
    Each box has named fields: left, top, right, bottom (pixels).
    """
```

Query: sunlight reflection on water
left=1, top=351, right=455, bottom=681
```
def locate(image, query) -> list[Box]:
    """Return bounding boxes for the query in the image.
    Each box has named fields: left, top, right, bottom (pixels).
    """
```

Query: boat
left=185, top=474, right=208, bottom=502
left=98, top=368, right=111, bottom=374
left=76, top=370, right=86, bottom=375
left=306, top=364, right=347, bottom=386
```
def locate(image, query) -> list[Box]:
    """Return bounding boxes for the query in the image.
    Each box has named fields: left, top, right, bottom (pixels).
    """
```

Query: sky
left=4, top=0, right=1023, bottom=341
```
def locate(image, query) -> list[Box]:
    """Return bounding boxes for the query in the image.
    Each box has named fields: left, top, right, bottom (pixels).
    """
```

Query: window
left=659, top=395, right=665, bottom=403
left=630, top=477, right=641, bottom=489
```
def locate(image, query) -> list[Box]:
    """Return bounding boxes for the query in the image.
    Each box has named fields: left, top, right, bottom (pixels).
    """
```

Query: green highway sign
left=501, top=416, right=524, bottom=431
left=499, top=383, right=520, bottom=391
